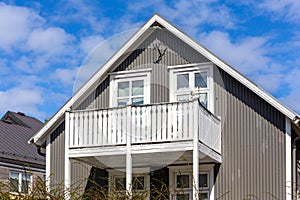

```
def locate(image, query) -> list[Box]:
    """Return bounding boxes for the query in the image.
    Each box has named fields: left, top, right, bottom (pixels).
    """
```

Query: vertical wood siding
left=70, top=159, right=92, bottom=194
left=214, top=66, right=286, bottom=199
left=50, top=122, right=65, bottom=187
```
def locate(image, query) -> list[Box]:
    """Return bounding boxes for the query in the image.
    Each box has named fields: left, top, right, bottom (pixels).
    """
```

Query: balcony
left=66, top=100, right=221, bottom=158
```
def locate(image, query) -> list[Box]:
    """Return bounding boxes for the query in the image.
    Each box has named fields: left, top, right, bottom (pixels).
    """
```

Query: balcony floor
left=69, top=140, right=221, bottom=170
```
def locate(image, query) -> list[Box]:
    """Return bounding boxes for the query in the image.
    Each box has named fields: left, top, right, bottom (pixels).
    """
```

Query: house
left=29, top=14, right=300, bottom=200
left=0, top=111, right=45, bottom=194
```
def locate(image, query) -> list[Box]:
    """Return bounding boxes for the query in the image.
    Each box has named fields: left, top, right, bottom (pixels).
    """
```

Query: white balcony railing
left=67, top=100, right=221, bottom=154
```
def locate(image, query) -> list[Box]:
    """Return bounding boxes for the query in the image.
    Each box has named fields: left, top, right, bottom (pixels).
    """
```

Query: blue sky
left=0, top=0, right=299, bottom=121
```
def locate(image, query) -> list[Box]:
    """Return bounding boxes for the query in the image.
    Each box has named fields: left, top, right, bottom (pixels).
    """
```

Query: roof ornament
left=153, top=43, right=167, bottom=64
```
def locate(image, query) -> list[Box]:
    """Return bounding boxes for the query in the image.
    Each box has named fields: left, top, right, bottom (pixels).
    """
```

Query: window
left=113, top=175, right=146, bottom=193
left=169, top=64, right=213, bottom=112
left=9, top=171, right=31, bottom=194
left=110, top=69, right=151, bottom=107
left=175, top=172, right=209, bottom=200
left=117, top=80, right=144, bottom=106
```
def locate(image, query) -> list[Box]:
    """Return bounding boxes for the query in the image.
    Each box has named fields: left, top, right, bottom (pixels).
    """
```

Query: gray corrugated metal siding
left=214, top=66, right=286, bottom=199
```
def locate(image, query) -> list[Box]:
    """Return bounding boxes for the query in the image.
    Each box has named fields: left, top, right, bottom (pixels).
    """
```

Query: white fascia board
left=155, top=15, right=299, bottom=122
left=29, top=16, right=159, bottom=146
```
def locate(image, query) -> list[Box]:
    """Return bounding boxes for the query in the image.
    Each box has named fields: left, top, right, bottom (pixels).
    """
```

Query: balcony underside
left=69, top=140, right=221, bottom=170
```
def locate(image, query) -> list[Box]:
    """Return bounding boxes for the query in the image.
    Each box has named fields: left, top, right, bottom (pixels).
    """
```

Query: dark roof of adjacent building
left=0, top=111, right=45, bottom=169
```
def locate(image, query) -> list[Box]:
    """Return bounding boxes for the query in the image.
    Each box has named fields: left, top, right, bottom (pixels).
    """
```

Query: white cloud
left=0, top=3, right=44, bottom=52
left=80, top=35, right=104, bottom=54
left=0, top=86, right=44, bottom=118
left=128, top=0, right=236, bottom=36
left=258, top=0, right=300, bottom=22
left=200, top=31, right=270, bottom=75
left=52, top=67, right=79, bottom=86
left=27, top=27, right=74, bottom=55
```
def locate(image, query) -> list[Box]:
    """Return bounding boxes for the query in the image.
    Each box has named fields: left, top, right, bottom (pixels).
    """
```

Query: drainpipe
left=292, top=137, right=300, bottom=200
left=37, top=145, right=46, bottom=157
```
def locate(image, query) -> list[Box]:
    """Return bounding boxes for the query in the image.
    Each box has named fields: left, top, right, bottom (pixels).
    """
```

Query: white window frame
left=169, top=63, right=214, bottom=113
left=108, top=169, right=150, bottom=200
left=109, top=69, right=151, bottom=107
left=169, top=165, right=214, bottom=200
left=9, top=171, right=32, bottom=194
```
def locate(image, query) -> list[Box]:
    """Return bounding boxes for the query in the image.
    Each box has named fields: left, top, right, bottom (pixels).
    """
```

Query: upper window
left=117, top=80, right=144, bottom=106
left=169, top=64, right=213, bottom=112
left=9, top=171, right=31, bottom=194
left=110, top=69, right=151, bottom=107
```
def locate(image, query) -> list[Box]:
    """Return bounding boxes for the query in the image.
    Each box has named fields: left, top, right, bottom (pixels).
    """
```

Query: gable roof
left=29, top=14, right=300, bottom=146
left=0, top=111, right=45, bottom=168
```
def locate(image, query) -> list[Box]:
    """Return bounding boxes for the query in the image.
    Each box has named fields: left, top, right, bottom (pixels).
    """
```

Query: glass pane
left=176, top=174, right=189, bottom=188
left=132, top=80, right=144, bottom=96
left=118, top=98, right=129, bottom=106
left=21, top=173, right=30, bottom=194
left=177, top=74, right=189, bottom=90
left=132, top=97, right=144, bottom=105
left=10, top=172, right=19, bottom=192
left=199, top=174, right=208, bottom=188
left=177, top=94, right=189, bottom=102
left=177, top=193, right=190, bottom=200
left=22, top=173, right=31, bottom=181
left=115, top=177, right=126, bottom=191
left=133, top=176, right=144, bottom=190
left=195, top=72, right=207, bottom=88
left=199, top=93, right=207, bottom=108
left=199, top=192, right=208, bottom=200
left=118, top=81, right=129, bottom=97
left=21, top=180, right=29, bottom=193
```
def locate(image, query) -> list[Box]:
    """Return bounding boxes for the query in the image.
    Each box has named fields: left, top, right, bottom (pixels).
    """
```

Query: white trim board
left=29, top=14, right=300, bottom=146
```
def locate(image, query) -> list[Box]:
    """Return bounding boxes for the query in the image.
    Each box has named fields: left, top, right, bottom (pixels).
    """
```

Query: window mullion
left=18, top=172, right=22, bottom=192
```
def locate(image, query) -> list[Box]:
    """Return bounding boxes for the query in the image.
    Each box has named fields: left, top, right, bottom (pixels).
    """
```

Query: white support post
left=193, top=100, right=199, bottom=200
left=286, top=117, right=292, bottom=200
left=126, top=106, right=132, bottom=198
left=65, top=110, right=71, bottom=200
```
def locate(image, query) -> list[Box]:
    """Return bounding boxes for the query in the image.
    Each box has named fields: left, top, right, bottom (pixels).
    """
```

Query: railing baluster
left=93, top=110, right=98, bottom=145
left=116, top=108, right=121, bottom=144
left=79, top=112, right=84, bottom=146
left=103, top=110, right=108, bottom=145
left=136, top=107, right=141, bottom=142
left=172, top=104, right=177, bottom=139
left=69, top=113, right=74, bottom=147
left=177, top=103, right=183, bottom=140
left=188, top=102, right=194, bottom=140
left=167, top=104, right=172, bottom=140
left=146, top=105, right=151, bottom=142
left=108, top=110, right=113, bottom=145
left=74, top=112, right=79, bottom=147
left=141, top=106, right=146, bottom=142
left=111, top=109, right=117, bottom=144
left=161, top=104, right=167, bottom=141
left=156, top=105, right=162, bottom=142
left=151, top=105, right=157, bottom=142
left=84, top=112, right=89, bottom=146
left=88, top=111, right=93, bottom=146
left=98, top=110, right=103, bottom=145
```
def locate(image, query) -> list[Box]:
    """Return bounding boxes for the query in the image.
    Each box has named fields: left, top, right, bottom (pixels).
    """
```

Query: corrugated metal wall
left=50, top=122, right=92, bottom=193
left=214, top=66, right=286, bottom=199
left=70, top=159, right=92, bottom=195
left=50, top=27, right=288, bottom=199
left=50, top=122, right=65, bottom=187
